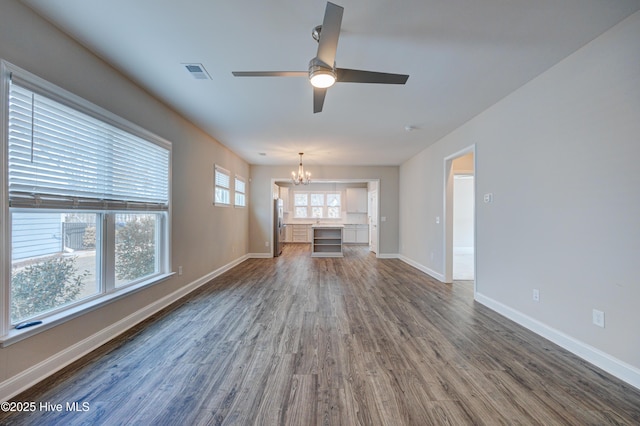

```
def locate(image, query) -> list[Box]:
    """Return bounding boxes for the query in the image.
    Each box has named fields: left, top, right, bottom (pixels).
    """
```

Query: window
left=214, top=165, right=230, bottom=206
left=2, top=61, right=171, bottom=335
left=234, top=175, right=246, bottom=207
left=326, top=193, right=341, bottom=218
left=293, top=191, right=341, bottom=219
left=294, top=192, right=309, bottom=218
left=310, top=193, right=324, bottom=218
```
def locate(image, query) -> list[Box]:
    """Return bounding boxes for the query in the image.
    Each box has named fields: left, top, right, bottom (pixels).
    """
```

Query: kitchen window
left=293, top=191, right=341, bottom=219
left=1, top=60, right=171, bottom=341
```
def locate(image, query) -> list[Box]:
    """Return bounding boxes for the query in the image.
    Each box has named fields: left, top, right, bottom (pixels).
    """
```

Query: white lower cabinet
left=283, top=225, right=292, bottom=242
left=356, top=225, right=369, bottom=244
left=286, top=224, right=363, bottom=244
left=290, top=224, right=311, bottom=243
left=344, top=225, right=369, bottom=244
left=343, top=226, right=356, bottom=243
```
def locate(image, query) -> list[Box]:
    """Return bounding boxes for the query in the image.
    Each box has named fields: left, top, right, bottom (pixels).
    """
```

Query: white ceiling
left=21, top=0, right=640, bottom=167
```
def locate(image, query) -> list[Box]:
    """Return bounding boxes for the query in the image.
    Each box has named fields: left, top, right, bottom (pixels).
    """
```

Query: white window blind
left=8, top=79, right=170, bottom=210
left=234, top=176, right=246, bottom=207
left=214, top=165, right=230, bottom=205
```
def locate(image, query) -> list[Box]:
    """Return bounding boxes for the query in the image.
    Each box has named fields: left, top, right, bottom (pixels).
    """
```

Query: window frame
left=0, top=60, right=172, bottom=345
left=214, top=165, right=231, bottom=206
left=293, top=191, right=342, bottom=219
left=293, top=192, right=309, bottom=218
left=234, top=175, right=246, bottom=208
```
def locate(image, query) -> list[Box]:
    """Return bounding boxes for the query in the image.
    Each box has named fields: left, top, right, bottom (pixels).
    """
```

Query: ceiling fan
left=232, top=2, right=409, bottom=113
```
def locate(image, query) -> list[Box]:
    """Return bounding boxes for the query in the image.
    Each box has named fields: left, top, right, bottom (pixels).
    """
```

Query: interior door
left=368, top=189, right=378, bottom=254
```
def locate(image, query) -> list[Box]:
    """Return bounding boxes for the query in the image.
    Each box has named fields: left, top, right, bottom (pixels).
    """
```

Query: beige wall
left=250, top=165, right=399, bottom=255
left=400, top=11, right=640, bottom=386
left=0, top=1, right=249, bottom=397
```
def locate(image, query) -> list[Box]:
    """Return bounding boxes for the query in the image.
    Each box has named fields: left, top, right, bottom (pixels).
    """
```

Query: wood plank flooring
left=2, top=244, right=640, bottom=425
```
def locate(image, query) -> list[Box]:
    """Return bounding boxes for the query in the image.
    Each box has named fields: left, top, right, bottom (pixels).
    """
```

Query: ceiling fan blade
left=232, top=71, right=308, bottom=77
left=316, top=2, right=344, bottom=68
left=336, top=68, right=409, bottom=84
left=313, top=87, right=327, bottom=113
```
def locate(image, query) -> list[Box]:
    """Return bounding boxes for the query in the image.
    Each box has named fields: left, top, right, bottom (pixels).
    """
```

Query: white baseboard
left=248, top=253, right=272, bottom=258
left=0, top=254, right=250, bottom=402
left=475, top=292, right=640, bottom=391
left=375, top=253, right=398, bottom=259
left=397, top=255, right=445, bottom=282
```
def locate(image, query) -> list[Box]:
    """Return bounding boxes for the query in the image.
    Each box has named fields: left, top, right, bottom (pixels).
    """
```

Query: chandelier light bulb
left=292, top=153, right=311, bottom=185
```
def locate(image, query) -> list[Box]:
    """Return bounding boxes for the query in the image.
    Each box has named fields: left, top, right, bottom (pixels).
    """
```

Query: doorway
left=368, top=187, right=378, bottom=254
left=443, top=147, right=475, bottom=285
left=453, top=174, right=474, bottom=279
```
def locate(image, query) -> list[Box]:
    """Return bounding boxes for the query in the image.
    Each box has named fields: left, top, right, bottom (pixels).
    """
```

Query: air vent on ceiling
left=183, top=63, right=211, bottom=80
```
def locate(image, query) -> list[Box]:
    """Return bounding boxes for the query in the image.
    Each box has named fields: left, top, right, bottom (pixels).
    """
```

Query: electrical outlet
left=483, top=193, right=493, bottom=203
left=178, top=266, right=183, bottom=276
left=592, top=309, right=605, bottom=328
left=532, top=289, right=540, bottom=302
left=265, top=241, right=269, bottom=247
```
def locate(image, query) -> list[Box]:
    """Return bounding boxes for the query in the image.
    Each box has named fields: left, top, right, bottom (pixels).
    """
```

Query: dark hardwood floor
left=2, top=244, right=639, bottom=425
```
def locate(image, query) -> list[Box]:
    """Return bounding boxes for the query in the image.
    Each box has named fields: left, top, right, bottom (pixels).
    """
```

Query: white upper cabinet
left=279, top=186, right=290, bottom=212
left=346, top=188, right=368, bottom=213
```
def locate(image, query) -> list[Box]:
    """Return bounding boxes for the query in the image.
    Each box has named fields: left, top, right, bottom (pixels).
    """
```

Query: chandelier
left=291, top=152, right=311, bottom=185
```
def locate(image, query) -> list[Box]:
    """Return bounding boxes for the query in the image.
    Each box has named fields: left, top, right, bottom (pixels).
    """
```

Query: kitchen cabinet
left=279, top=187, right=290, bottom=212
left=346, top=188, right=367, bottom=213
left=356, top=225, right=369, bottom=244
left=283, top=224, right=292, bottom=242
left=291, top=224, right=311, bottom=243
left=343, top=224, right=369, bottom=244
left=343, top=226, right=356, bottom=243
left=311, top=225, right=343, bottom=257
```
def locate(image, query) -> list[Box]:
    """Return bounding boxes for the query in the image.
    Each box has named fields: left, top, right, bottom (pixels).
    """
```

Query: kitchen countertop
left=286, top=222, right=367, bottom=226
left=311, top=224, right=344, bottom=228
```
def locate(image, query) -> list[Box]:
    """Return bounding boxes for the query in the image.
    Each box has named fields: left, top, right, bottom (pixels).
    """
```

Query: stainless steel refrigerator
left=274, top=198, right=285, bottom=257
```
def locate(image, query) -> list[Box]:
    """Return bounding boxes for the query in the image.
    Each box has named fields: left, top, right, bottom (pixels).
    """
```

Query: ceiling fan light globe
left=310, top=71, right=336, bottom=88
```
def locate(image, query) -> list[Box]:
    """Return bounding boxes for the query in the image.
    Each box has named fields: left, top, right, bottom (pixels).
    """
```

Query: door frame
left=443, top=145, right=476, bottom=289
left=368, top=186, right=379, bottom=255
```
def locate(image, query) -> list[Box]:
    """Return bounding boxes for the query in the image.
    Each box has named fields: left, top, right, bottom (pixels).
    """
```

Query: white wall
left=400, top=11, right=640, bottom=387
left=0, top=1, right=249, bottom=399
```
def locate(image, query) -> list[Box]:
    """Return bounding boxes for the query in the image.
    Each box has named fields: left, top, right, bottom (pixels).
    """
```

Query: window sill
left=1, top=272, right=175, bottom=347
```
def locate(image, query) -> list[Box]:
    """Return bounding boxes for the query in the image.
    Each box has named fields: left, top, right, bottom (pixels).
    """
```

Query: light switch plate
left=592, top=309, right=605, bottom=328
